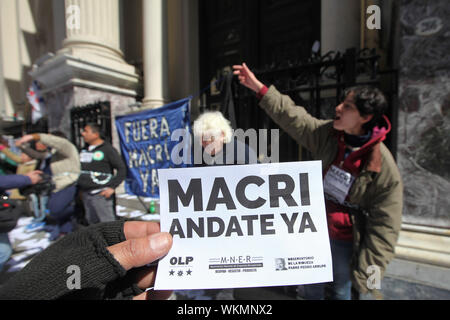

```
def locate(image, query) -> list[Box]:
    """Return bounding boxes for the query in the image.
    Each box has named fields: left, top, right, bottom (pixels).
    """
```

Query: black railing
left=70, top=101, right=112, bottom=150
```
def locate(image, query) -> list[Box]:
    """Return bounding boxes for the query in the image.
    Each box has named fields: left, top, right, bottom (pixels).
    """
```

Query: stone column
left=62, top=0, right=124, bottom=66
left=321, top=0, right=360, bottom=54
left=64, top=0, right=120, bottom=49
left=30, top=0, right=139, bottom=147
left=142, top=0, right=169, bottom=109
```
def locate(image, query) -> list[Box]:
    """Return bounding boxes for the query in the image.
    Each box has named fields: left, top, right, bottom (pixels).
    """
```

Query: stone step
left=115, top=193, right=160, bottom=214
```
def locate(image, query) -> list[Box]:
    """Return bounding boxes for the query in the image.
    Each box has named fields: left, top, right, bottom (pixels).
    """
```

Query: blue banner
left=115, top=98, right=192, bottom=197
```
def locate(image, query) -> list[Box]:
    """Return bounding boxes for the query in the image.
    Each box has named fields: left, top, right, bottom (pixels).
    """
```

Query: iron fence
left=70, top=101, right=112, bottom=150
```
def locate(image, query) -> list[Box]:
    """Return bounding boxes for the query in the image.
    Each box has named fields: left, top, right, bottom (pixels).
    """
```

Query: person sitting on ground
left=8, top=152, right=38, bottom=201
left=15, top=132, right=80, bottom=239
left=0, top=171, right=43, bottom=271
left=15, top=139, right=53, bottom=223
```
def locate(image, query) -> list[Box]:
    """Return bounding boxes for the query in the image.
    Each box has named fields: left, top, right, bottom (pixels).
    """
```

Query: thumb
left=107, top=232, right=173, bottom=271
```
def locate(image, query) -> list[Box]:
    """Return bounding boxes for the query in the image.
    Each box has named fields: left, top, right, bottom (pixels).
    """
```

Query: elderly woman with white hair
left=192, top=111, right=257, bottom=166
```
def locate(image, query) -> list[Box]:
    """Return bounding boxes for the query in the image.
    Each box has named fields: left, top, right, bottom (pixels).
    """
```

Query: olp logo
left=366, top=5, right=381, bottom=30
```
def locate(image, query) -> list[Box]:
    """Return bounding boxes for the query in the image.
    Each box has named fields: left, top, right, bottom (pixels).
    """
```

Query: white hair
left=193, top=111, right=233, bottom=143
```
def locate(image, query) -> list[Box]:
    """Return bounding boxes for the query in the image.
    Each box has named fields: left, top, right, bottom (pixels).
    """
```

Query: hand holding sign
left=155, top=161, right=332, bottom=290
left=107, top=221, right=173, bottom=300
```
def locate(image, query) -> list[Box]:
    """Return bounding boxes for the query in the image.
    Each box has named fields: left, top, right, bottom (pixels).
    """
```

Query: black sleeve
left=0, top=220, right=144, bottom=300
left=19, top=145, right=49, bottom=160
left=107, top=145, right=127, bottom=189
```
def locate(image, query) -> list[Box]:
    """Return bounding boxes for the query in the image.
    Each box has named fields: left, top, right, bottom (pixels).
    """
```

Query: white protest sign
left=154, top=161, right=332, bottom=290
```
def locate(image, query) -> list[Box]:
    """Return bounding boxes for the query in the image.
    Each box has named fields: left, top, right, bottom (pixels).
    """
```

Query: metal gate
left=70, top=101, right=112, bottom=150
left=200, top=47, right=398, bottom=162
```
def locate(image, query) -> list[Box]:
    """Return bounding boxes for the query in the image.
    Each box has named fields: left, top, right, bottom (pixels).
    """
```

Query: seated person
left=192, top=111, right=257, bottom=166
left=0, top=136, right=21, bottom=175
left=16, top=132, right=80, bottom=239
left=0, top=171, right=43, bottom=271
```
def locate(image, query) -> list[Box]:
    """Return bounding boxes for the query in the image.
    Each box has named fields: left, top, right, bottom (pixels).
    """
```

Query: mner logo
left=220, top=256, right=251, bottom=264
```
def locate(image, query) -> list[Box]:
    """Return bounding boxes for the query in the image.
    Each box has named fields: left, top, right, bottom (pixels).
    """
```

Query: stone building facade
left=0, top=0, right=448, bottom=269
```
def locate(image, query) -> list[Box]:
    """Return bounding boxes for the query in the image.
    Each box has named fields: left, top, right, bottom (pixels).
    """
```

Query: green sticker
left=93, top=151, right=104, bottom=161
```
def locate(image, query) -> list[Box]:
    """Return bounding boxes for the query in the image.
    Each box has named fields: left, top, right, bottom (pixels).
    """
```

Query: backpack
left=0, top=196, right=23, bottom=233
left=19, top=173, right=55, bottom=197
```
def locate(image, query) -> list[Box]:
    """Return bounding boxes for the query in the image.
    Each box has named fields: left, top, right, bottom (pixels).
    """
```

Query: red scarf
left=325, top=116, right=390, bottom=241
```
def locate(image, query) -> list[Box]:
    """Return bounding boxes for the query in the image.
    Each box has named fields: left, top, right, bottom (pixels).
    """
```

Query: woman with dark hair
left=233, top=63, right=403, bottom=300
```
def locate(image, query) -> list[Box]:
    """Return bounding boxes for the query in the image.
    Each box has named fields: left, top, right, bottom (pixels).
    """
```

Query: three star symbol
left=169, top=269, right=193, bottom=276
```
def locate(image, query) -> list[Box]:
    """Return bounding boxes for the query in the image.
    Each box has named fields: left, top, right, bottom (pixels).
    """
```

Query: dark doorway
left=199, top=0, right=321, bottom=85
left=199, top=0, right=321, bottom=162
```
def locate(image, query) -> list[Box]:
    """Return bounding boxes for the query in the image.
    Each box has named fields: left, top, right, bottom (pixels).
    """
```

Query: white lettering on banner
left=124, top=117, right=171, bottom=143
left=154, top=161, right=333, bottom=290
left=138, top=168, right=159, bottom=195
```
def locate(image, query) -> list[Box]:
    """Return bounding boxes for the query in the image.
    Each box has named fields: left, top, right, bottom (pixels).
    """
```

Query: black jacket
left=78, top=142, right=126, bottom=191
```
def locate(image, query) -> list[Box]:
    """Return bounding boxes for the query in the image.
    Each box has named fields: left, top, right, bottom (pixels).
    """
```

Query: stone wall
left=44, top=85, right=135, bottom=153
left=397, top=0, right=450, bottom=228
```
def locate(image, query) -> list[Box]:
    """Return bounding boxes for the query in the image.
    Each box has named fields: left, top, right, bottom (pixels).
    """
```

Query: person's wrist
left=255, top=85, right=268, bottom=100
left=252, top=81, right=264, bottom=93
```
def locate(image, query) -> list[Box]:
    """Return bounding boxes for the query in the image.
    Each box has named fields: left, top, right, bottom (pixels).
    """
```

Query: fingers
left=107, top=232, right=173, bottom=271
left=100, top=190, right=112, bottom=199
left=111, top=222, right=173, bottom=299
left=233, top=62, right=262, bottom=93
left=233, top=62, right=254, bottom=86
left=134, top=266, right=157, bottom=289
left=123, top=221, right=161, bottom=240
left=133, top=289, right=173, bottom=300
left=232, top=64, right=244, bottom=73
left=26, top=170, right=43, bottom=184
left=233, top=66, right=247, bottom=79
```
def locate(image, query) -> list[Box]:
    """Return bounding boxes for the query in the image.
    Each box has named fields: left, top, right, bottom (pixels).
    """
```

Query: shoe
left=25, top=221, right=46, bottom=232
